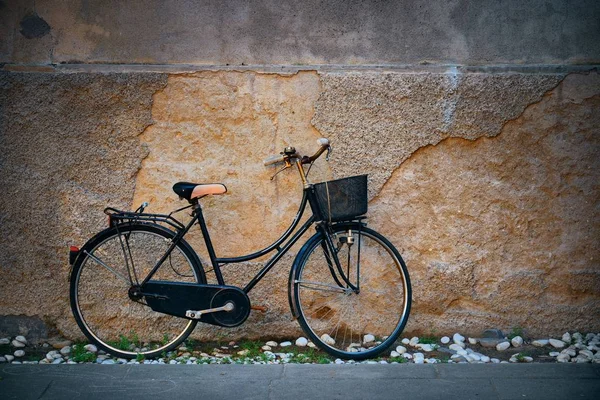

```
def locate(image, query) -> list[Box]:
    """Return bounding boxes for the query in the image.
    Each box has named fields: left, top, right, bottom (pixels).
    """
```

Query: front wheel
left=290, top=223, right=411, bottom=360
left=70, top=223, right=206, bottom=359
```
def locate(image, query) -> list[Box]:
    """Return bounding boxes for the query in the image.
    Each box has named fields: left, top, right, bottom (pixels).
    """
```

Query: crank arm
left=186, top=302, right=234, bottom=319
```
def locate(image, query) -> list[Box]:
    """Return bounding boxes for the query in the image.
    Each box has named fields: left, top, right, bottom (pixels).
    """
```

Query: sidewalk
left=1, top=363, right=599, bottom=399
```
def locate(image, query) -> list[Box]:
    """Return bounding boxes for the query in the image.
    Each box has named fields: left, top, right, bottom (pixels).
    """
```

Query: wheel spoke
left=72, top=225, right=204, bottom=359
left=83, top=250, right=130, bottom=285
left=294, top=225, right=411, bottom=360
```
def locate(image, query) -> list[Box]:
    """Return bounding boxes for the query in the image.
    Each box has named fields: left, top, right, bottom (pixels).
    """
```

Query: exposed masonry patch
left=312, top=71, right=564, bottom=198
left=366, top=72, right=600, bottom=335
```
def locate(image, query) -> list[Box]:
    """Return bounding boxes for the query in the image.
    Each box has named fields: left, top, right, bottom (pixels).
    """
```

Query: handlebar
left=263, top=138, right=330, bottom=167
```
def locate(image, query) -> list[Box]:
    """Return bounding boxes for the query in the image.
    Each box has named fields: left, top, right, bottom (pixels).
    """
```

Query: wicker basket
left=313, top=175, right=368, bottom=222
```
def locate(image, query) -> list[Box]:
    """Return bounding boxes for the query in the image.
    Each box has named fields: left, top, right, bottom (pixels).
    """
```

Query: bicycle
left=69, top=138, right=411, bottom=360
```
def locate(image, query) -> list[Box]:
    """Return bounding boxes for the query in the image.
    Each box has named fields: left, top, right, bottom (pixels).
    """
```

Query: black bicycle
left=69, top=138, right=411, bottom=360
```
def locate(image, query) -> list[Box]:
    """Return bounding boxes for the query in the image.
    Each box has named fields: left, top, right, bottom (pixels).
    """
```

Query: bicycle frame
left=137, top=179, right=347, bottom=295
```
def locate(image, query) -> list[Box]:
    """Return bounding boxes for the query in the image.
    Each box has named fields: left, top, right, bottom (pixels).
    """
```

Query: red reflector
left=70, top=246, right=80, bottom=252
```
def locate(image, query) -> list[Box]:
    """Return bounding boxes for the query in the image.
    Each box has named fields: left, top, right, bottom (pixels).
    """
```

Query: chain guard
left=143, top=281, right=251, bottom=328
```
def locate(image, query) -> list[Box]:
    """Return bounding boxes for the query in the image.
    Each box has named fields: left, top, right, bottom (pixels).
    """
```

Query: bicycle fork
left=319, top=225, right=361, bottom=294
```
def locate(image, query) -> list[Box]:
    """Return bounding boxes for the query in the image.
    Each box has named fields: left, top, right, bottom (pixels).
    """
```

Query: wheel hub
left=128, top=285, right=143, bottom=301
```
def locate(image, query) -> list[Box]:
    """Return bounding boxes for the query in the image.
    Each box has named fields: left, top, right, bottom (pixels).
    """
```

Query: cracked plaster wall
left=1, top=70, right=599, bottom=340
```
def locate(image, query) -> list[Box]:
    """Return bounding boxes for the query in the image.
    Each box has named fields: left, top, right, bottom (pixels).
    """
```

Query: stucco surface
left=0, top=72, right=167, bottom=336
left=2, top=0, right=600, bottom=65
left=0, top=70, right=599, bottom=341
left=312, top=71, right=563, bottom=197
left=369, top=72, right=600, bottom=335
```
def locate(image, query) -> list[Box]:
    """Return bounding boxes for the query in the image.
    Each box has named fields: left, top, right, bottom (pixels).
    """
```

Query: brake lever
left=270, top=160, right=292, bottom=181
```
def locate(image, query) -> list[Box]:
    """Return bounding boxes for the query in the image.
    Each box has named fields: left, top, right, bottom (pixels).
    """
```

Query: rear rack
left=104, top=207, right=186, bottom=231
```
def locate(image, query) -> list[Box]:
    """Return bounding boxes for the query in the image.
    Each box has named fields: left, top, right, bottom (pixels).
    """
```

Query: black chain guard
left=143, top=281, right=251, bottom=328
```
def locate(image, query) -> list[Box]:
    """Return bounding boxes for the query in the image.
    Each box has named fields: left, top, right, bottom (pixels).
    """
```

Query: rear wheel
left=70, top=223, right=205, bottom=359
left=291, top=223, right=411, bottom=360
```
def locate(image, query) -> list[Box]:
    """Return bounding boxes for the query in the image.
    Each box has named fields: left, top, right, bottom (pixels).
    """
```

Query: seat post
left=192, top=200, right=225, bottom=285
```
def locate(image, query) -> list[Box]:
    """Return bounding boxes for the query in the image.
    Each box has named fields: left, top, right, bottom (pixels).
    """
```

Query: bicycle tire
left=70, top=223, right=206, bottom=359
left=290, top=222, right=411, bottom=360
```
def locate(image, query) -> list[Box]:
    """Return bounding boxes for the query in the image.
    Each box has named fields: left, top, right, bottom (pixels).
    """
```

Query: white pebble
left=511, top=336, right=523, bottom=347
left=395, top=345, right=407, bottom=354
left=468, top=338, right=478, bottom=345
left=307, top=342, right=316, bottom=348
left=266, top=341, right=278, bottom=347
left=0, top=338, right=11, bottom=345
left=363, top=334, right=375, bottom=344
left=579, top=350, right=594, bottom=359
left=15, top=336, right=27, bottom=345
left=409, top=337, right=419, bottom=347
left=5, top=355, right=15, bottom=362
left=295, top=337, right=308, bottom=347
left=402, top=353, right=412, bottom=359
left=401, top=338, right=410, bottom=345
left=562, top=332, right=571, bottom=343
left=262, top=345, right=272, bottom=351
left=103, top=359, right=116, bottom=365
left=549, top=352, right=560, bottom=357
left=14, top=350, right=25, bottom=357
left=84, top=344, right=98, bottom=353
left=449, top=343, right=464, bottom=352
left=556, top=354, right=570, bottom=363
left=491, top=358, right=500, bottom=364
left=574, top=355, right=590, bottom=363
left=52, top=358, right=64, bottom=364
left=60, top=346, right=71, bottom=356
left=532, top=339, right=549, bottom=347
left=480, top=355, right=491, bottom=363
left=335, top=359, right=344, bottom=364
left=279, top=341, right=292, bottom=347
left=453, top=333, right=465, bottom=344
left=421, top=344, right=434, bottom=352
left=549, top=339, right=565, bottom=348
left=320, top=334, right=335, bottom=346
left=11, top=340, right=25, bottom=348
left=496, top=342, right=510, bottom=351
left=390, top=351, right=400, bottom=357
left=440, top=336, right=450, bottom=344
left=561, top=348, right=576, bottom=357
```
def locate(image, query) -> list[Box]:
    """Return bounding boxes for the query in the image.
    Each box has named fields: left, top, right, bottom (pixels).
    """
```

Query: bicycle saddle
left=172, top=182, right=227, bottom=201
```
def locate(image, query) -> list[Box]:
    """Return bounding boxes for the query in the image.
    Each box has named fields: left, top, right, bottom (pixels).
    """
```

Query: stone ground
left=1, top=330, right=599, bottom=366
left=1, top=364, right=599, bottom=400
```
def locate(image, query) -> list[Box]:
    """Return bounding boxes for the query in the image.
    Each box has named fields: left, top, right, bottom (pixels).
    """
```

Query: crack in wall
left=368, top=73, right=568, bottom=204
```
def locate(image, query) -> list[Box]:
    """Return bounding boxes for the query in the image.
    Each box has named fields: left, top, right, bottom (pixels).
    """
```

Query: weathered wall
left=1, top=0, right=599, bottom=341
left=1, top=68, right=598, bottom=340
left=2, top=0, right=600, bottom=65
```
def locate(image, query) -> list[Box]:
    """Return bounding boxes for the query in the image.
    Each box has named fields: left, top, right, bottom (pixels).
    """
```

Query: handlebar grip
left=317, top=138, right=330, bottom=146
left=263, top=154, right=285, bottom=166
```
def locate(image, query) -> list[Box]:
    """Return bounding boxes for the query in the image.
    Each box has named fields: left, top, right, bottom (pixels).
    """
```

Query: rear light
left=69, top=246, right=80, bottom=265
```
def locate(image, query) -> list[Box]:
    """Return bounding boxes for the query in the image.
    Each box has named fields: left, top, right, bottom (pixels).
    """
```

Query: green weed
left=70, top=343, right=96, bottom=363
left=239, top=340, right=263, bottom=358
left=508, top=327, right=524, bottom=340
left=418, top=335, right=438, bottom=345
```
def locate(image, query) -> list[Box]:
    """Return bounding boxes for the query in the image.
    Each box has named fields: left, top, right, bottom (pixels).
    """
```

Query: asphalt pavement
left=1, top=363, right=599, bottom=399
